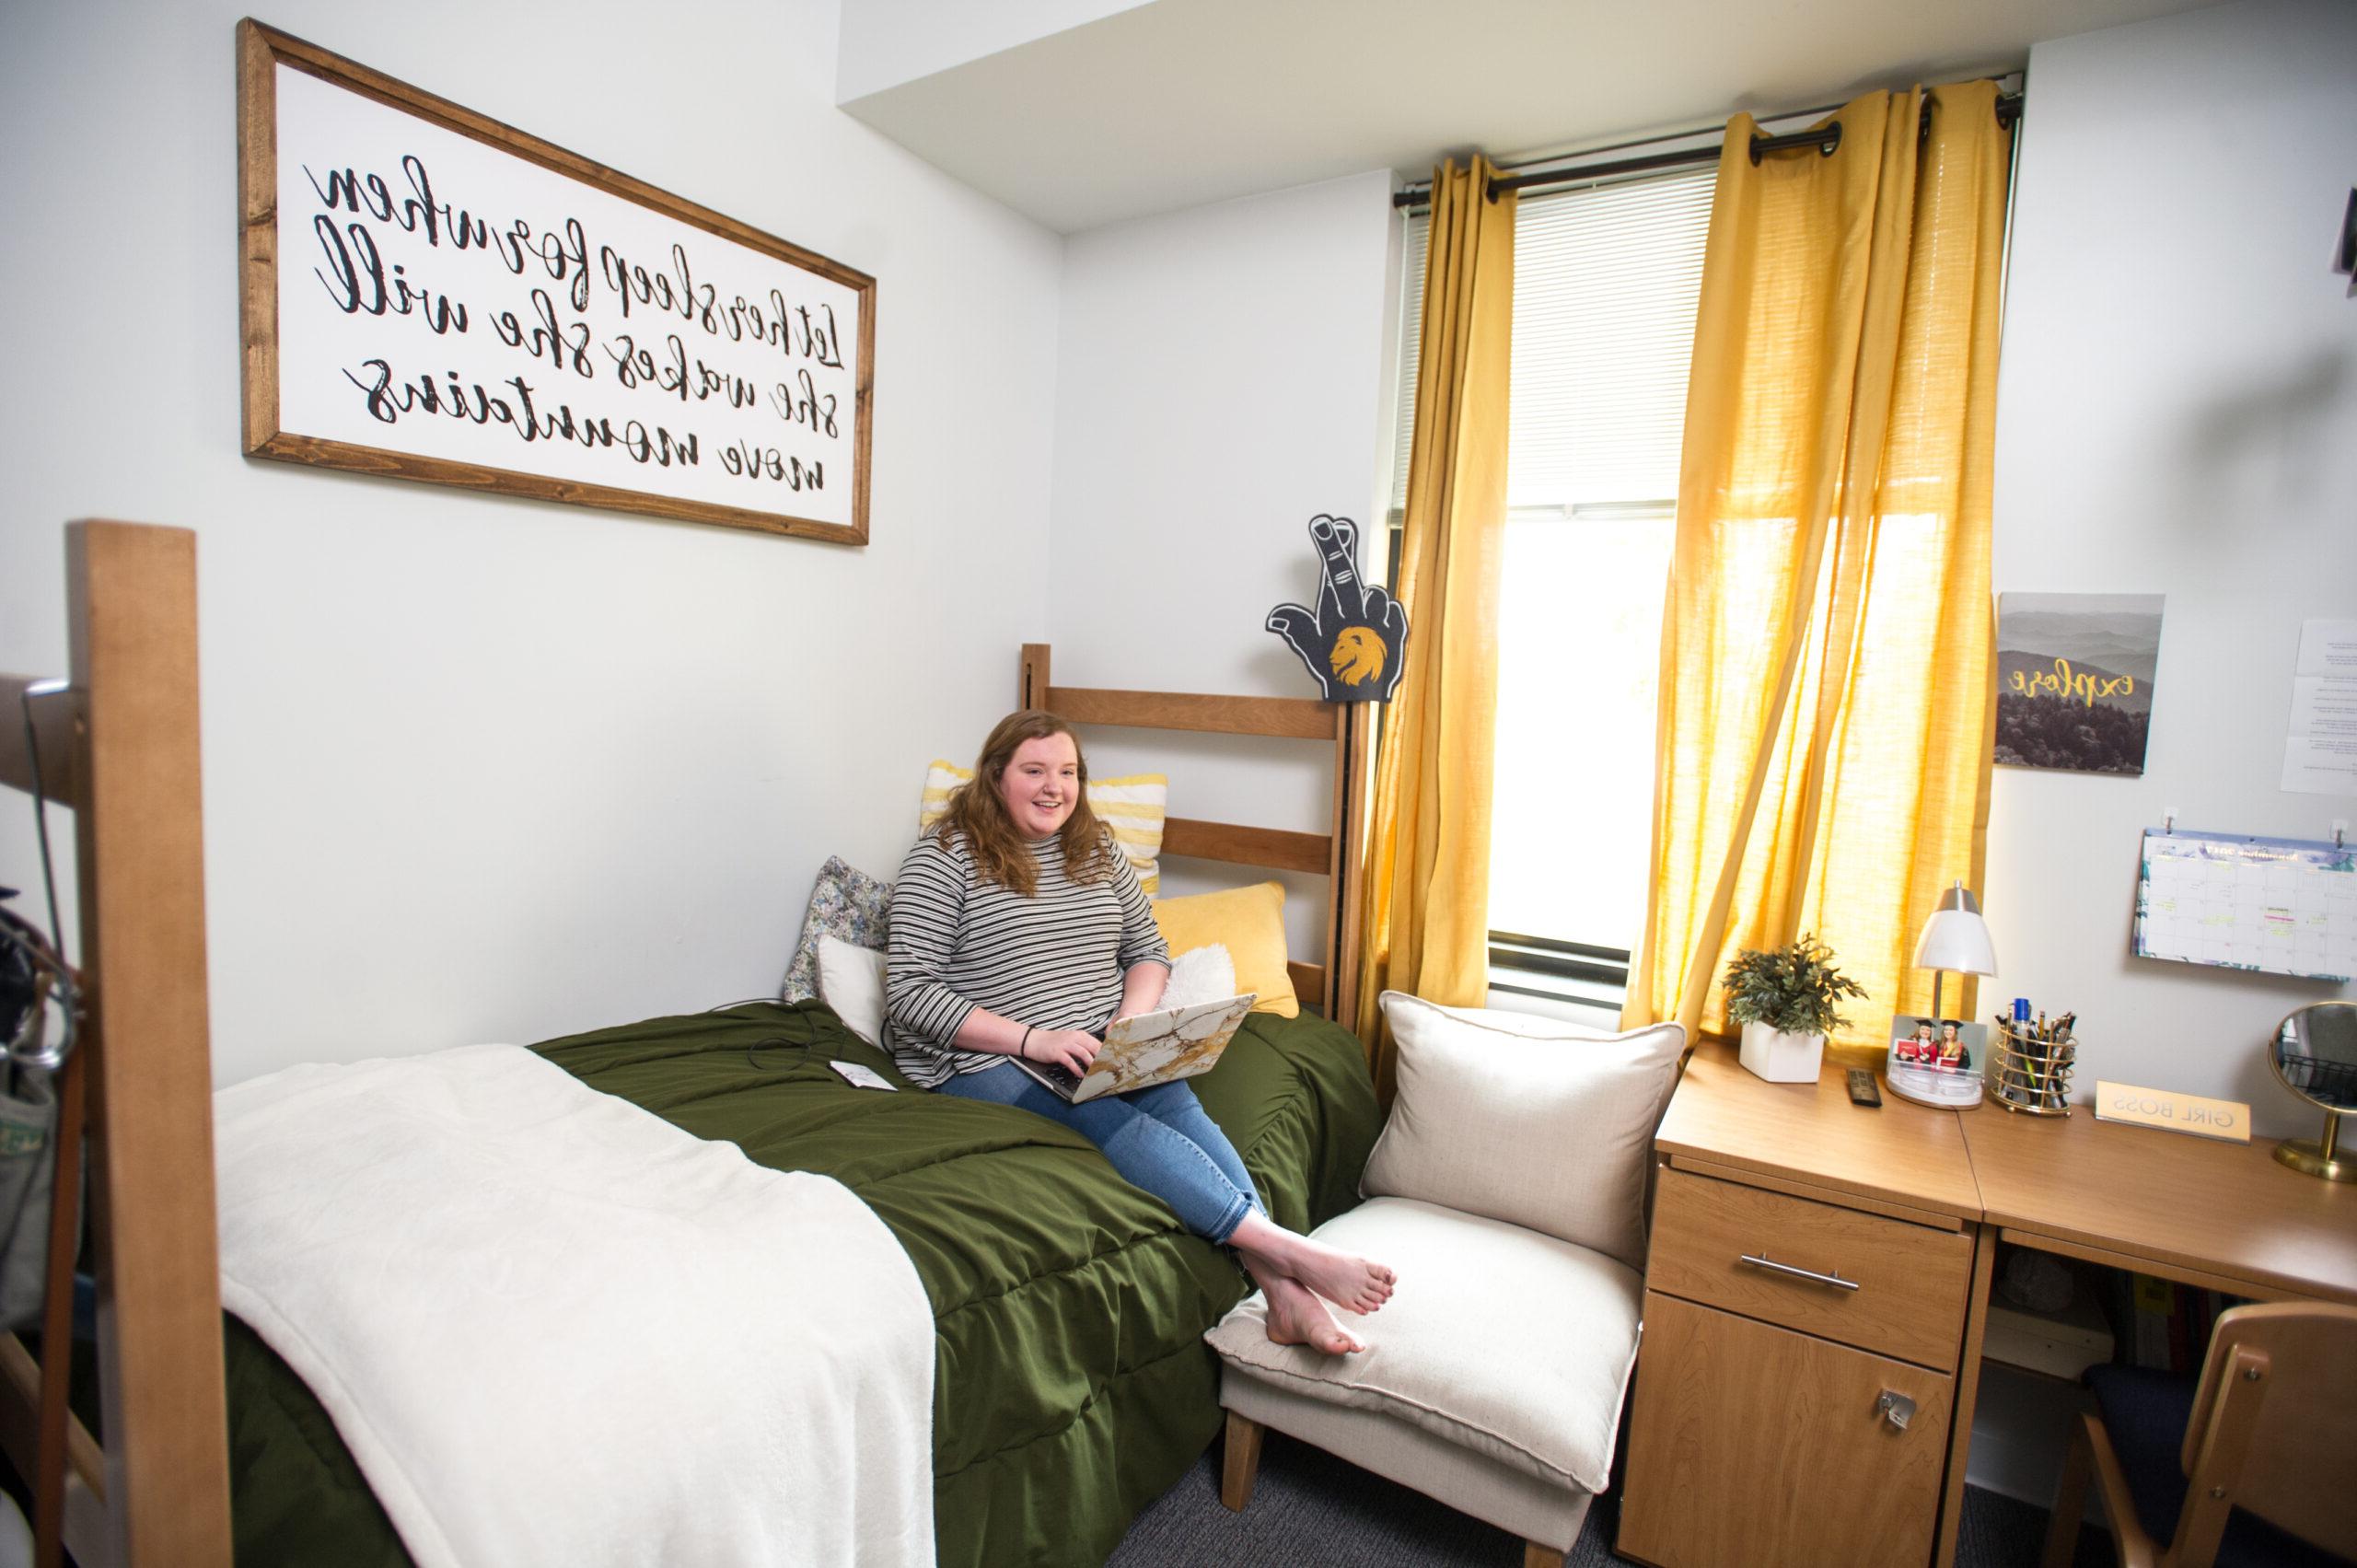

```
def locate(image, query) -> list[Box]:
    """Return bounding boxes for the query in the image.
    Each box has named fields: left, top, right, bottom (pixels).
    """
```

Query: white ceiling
left=837, top=0, right=2217, bottom=234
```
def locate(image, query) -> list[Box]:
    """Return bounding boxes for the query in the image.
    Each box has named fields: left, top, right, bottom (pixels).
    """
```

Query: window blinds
left=1389, top=168, right=1713, bottom=512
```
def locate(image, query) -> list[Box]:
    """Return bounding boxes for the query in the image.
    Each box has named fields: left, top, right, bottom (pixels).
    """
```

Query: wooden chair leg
left=2042, top=1413, right=2097, bottom=1568
left=1524, top=1543, right=1566, bottom=1568
left=1219, top=1411, right=1263, bottom=1512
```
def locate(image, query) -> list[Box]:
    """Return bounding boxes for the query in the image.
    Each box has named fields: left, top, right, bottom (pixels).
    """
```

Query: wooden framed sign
left=237, top=19, right=874, bottom=543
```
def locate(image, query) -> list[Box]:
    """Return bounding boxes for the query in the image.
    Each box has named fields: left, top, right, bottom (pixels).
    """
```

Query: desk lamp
left=1914, top=881, right=1997, bottom=1025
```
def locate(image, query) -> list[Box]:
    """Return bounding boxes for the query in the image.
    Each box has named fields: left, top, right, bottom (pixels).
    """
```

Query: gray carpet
left=1109, top=1425, right=2119, bottom=1567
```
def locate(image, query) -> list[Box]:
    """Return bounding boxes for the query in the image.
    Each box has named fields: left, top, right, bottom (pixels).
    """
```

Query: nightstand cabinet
left=1616, top=1043, right=1984, bottom=1568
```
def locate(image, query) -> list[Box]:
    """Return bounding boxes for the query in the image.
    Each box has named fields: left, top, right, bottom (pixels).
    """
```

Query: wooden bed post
left=68, top=521, right=232, bottom=1567
left=1325, top=701, right=1370, bottom=1037
left=1018, top=644, right=1051, bottom=712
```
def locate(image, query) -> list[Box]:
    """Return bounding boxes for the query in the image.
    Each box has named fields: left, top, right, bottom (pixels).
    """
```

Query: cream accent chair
left=1207, top=993, right=1685, bottom=1568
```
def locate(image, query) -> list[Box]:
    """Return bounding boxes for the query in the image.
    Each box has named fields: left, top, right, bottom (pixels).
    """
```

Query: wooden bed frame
left=0, top=522, right=229, bottom=1567
left=0, top=536, right=1372, bottom=1568
left=1019, top=644, right=1371, bottom=1034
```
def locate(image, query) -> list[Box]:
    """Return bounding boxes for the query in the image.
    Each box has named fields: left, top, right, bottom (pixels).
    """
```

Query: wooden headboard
left=0, top=522, right=229, bottom=1566
left=1018, top=645, right=1370, bottom=1033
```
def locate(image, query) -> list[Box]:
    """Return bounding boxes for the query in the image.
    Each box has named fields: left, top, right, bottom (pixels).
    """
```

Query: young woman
left=884, top=710, right=1393, bottom=1353
left=1899, top=1018, right=1937, bottom=1063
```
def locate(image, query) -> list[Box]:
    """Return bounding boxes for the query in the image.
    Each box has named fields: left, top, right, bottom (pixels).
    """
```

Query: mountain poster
left=1994, top=593, right=2165, bottom=774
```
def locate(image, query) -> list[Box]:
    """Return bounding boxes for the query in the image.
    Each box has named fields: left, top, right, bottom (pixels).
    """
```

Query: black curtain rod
left=1392, top=91, right=2021, bottom=210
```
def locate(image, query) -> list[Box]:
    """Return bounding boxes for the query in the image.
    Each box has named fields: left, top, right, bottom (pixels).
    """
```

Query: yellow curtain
left=1353, top=156, right=1515, bottom=1100
left=1622, top=83, right=2012, bottom=1053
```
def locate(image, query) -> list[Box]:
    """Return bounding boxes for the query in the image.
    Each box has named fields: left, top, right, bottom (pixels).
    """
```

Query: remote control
left=1846, top=1069, right=1882, bottom=1108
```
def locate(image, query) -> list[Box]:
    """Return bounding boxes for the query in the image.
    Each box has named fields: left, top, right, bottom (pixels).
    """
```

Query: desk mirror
left=2269, top=1000, right=2357, bottom=1182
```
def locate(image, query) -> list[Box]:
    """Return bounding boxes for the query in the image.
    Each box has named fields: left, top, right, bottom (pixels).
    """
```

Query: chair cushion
left=1364, top=993, right=1684, bottom=1269
left=2086, top=1365, right=2353, bottom=1568
left=1204, top=1196, right=1643, bottom=1493
left=1220, top=1372, right=1596, bottom=1551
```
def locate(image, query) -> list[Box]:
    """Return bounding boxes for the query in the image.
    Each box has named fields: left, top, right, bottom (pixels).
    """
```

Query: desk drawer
left=1646, top=1165, right=1970, bottom=1368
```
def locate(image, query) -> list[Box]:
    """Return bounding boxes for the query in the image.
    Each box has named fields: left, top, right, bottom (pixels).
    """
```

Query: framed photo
left=1887, top=1014, right=1986, bottom=1075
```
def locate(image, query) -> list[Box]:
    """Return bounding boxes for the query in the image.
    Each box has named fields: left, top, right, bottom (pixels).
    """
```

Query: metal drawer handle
left=1736, top=1252, right=1861, bottom=1292
left=1877, top=1389, right=1916, bottom=1431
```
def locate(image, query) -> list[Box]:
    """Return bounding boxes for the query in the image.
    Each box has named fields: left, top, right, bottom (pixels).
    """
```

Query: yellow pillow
left=920, top=760, right=1167, bottom=896
left=1152, top=881, right=1299, bottom=1018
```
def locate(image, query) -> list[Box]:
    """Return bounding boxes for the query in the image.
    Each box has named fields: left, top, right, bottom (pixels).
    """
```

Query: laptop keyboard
left=1029, top=1059, right=1084, bottom=1097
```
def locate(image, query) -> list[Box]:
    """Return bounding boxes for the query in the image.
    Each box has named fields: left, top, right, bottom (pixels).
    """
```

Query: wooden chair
left=2041, top=1302, right=2357, bottom=1568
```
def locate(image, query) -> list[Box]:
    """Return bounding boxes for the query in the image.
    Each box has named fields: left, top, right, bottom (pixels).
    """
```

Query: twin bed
left=0, top=525, right=1383, bottom=1567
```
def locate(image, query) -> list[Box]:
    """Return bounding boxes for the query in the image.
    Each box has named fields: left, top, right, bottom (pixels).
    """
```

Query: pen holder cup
left=1991, top=1026, right=2076, bottom=1117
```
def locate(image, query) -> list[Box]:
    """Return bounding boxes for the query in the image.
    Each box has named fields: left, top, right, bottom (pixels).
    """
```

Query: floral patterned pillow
left=780, top=856, right=892, bottom=1003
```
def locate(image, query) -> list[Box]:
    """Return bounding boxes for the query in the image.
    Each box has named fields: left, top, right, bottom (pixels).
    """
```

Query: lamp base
left=2272, top=1139, right=2357, bottom=1183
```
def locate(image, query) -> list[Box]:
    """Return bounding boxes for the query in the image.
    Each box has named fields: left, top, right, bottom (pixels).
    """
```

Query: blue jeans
left=935, top=1063, right=1266, bottom=1243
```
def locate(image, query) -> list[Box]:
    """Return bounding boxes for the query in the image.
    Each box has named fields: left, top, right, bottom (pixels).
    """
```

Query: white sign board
left=240, top=25, right=873, bottom=543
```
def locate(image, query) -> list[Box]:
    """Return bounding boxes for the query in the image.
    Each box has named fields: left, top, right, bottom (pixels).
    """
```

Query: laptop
left=1012, top=993, right=1258, bottom=1103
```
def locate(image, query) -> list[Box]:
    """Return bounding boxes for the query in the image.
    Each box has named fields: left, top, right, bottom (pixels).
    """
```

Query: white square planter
left=1737, top=1020, right=1826, bottom=1083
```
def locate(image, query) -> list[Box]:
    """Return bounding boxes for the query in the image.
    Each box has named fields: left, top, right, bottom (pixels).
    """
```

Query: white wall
left=0, top=0, right=1065, bottom=1084
left=1044, top=170, right=1400, bottom=958
left=1986, top=0, right=2357, bottom=1137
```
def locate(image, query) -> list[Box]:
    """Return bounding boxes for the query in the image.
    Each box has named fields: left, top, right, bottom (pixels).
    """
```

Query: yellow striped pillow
left=920, top=761, right=1167, bottom=896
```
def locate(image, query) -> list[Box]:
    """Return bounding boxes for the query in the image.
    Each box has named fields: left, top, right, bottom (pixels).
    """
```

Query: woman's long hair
left=935, top=710, right=1117, bottom=896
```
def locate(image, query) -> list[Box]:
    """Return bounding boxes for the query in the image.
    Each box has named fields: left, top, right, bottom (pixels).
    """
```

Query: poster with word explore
left=2133, top=829, right=2357, bottom=982
left=243, top=26, right=872, bottom=542
left=1995, top=593, right=2163, bottom=774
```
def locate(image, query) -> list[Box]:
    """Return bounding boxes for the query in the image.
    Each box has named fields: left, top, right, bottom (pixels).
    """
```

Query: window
left=1389, top=169, right=1713, bottom=1009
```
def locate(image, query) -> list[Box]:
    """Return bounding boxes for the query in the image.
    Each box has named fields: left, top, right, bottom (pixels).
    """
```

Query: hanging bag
left=0, top=894, right=76, bottom=1333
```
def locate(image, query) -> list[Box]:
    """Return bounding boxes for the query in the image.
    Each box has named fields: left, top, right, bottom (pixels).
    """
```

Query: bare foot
left=1282, top=1235, right=1396, bottom=1314
left=1230, top=1214, right=1396, bottom=1314
left=1262, top=1274, right=1364, bottom=1354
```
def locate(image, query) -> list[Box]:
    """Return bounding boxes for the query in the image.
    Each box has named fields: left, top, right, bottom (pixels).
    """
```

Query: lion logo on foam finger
left=1266, top=515, right=1410, bottom=703
left=1329, top=627, right=1387, bottom=688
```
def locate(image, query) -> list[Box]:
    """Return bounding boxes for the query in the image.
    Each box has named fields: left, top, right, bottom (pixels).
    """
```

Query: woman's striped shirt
left=884, top=829, right=1170, bottom=1089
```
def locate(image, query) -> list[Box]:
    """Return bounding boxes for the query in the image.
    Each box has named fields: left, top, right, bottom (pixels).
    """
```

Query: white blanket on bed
left=215, top=1042, right=935, bottom=1568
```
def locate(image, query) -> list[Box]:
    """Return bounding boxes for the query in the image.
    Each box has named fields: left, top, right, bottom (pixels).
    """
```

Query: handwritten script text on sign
left=272, top=62, right=862, bottom=528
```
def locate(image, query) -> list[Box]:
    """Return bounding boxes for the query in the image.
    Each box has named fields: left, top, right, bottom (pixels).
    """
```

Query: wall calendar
left=2133, top=828, right=2356, bottom=983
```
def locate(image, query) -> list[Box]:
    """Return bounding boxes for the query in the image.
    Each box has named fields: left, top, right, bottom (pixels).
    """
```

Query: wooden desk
left=1936, top=1104, right=2357, bottom=1568
left=1619, top=1042, right=2357, bottom=1568
left=1962, top=1106, right=2357, bottom=1305
left=1655, top=1040, right=1982, bottom=1225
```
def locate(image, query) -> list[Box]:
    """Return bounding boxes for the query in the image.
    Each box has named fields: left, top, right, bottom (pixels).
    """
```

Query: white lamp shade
left=1914, top=908, right=1998, bottom=977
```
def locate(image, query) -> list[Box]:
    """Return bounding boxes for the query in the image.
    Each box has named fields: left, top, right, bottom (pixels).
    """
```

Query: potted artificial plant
left=1722, top=935, right=1867, bottom=1083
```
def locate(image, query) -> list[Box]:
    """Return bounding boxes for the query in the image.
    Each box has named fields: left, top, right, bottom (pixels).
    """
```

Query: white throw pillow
left=1364, top=992, right=1685, bottom=1271
left=817, top=935, right=888, bottom=1047
left=1159, top=943, right=1237, bottom=1010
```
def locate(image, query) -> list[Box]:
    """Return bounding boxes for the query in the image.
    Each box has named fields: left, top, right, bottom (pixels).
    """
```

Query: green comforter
left=223, top=1000, right=1381, bottom=1567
